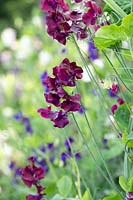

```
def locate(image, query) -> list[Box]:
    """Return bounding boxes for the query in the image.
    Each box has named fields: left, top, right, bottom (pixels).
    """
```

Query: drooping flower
left=21, top=157, right=46, bottom=200
left=111, top=104, right=118, bottom=114
left=82, top=1, right=102, bottom=26
left=117, top=98, right=124, bottom=105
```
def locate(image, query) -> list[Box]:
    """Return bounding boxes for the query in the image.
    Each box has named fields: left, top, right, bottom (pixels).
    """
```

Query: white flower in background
left=82, top=65, right=94, bottom=82
left=0, top=51, right=12, bottom=64
left=1, top=27, right=16, bottom=48
left=38, top=51, right=52, bottom=66
left=93, top=58, right=104, bottom=68
left=16, top=35, right=33, bottom=59
left=32, top=16, right=42, bottom=28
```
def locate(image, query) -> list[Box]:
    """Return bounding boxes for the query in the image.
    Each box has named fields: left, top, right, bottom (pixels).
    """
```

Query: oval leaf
left=57, top=176, right=72, bottom=197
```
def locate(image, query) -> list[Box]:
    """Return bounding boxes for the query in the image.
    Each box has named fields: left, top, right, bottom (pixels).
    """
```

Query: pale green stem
left=103, top=50, right=133, bottom=93
left=72, top=113, right=124, bottom=198
left=103, top=0, right=127, bottom=18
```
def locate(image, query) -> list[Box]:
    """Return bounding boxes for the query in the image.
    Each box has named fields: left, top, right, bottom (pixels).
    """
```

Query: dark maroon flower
left=53, top=58, right=83, bottom=86
left=37, top=106, right=52, bottom=118
left=46, top=12, right=70, bottom=45
left=41, top=0, right=69, bottom=13
left=111, top=104, right=118, bottom=114
left=21, top=163, right=44, bottom=187
left=61, top=100, right=81, bottom=112
left=74, top=0, right=82, bottom=3
left=51, top=110, right=69, bottom=128
left=82, top=1, right=102, bottom=26
left=76, top=28, right=88, bottom=40
left=26, top=194, right=42, bottom=200
left=111, top=84, right=119, bottom=94
left=117, top=98, right=124, bottom=105
left=125, top=192, right=133, bottom=200
left=44, top=93, right=60, bottom=106
left=44, top=76, right=57, bottom=91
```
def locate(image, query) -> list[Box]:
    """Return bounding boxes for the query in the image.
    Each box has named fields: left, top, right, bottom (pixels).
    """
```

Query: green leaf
left=94, top=25, right=125, bottom=50
left=103, top=194, right=121, bottom=200
left=122, top=132, right=133, bottom=147
left=119, top=176, right=128, bottom=191
left=121, top=13, right=133, bottom=37
left=128, top=177, right=133, bottom=192
left=114, top=104, right=130, bottom=131
left=51, top=194, right=63, bottom=200
left=81, top=190, right=91, bottom=200
left=57, top=176, right=72, bottom=197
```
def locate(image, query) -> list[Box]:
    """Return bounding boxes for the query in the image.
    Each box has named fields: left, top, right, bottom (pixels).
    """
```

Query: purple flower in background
left=13, top=111, right=22, bottom=120
left=88, top=40, right=99, bottom=60
left=64, top=137, right=74, bottom=152
left=75, top=152, right=81, bottom=159
left=61, top=152, right=70, bottom=165
left=40, top=145, right=46, bottom=153
left=9, top=161, right=16, bottom=170
left=108, top=89, right=117, bottom=98
left=14, top=112, right=33, bottom=134
left=40, top=71, right=49, bottom=92
left=47, top=143, right=54, bottom=150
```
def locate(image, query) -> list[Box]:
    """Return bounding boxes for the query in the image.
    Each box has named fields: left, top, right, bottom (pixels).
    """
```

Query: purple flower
left=108, top=89, right=117, bottom=98
left=40, top=71, right=49, bottom=92
left=9, top=161, right=15, bottom=170
left=75, top=152, right=81, bottom=159
left=47, top=143, right=54, bottom=150
left=40, top=145, right=46, bottom=153
left=64, top=137, right=74, bottom=151
left=13, top=111, right=22, bottom=120
left=15, top=167, right=22, bottom=177
left=61, top=152, right=70, bottom=165
left=88, top=40, right=99, bottom=60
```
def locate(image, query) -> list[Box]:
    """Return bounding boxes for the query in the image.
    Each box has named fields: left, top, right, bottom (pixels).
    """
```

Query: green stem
left=73, top=35, right=121, bottom=133
left=103, top=0, right=127, bottom=18
left=72, top=113, right=124, bottom=198
left=103, top=50, right=133, bottom=93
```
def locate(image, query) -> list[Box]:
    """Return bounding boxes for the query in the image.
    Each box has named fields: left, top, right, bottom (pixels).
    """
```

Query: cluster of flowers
left=38, top=58, right=83, bottom=128
left=41, top=0, right=102, bottom=44
left=125, top=192, right=133, bottom=200
left=61, top=137, right=81, bottom=165
left=108, top=84, right=124, bottom=114
left=21, top=157, right=46, bottom=200
left=14, top=111, right=33, bottom=134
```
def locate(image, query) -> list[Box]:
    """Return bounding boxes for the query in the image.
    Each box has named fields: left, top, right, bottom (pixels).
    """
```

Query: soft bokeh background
left=0, top=1, right=127, bottom=199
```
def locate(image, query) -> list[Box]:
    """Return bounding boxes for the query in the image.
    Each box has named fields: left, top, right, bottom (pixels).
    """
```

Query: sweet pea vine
left=41, top=0, right=102, bottom=44
left=38, top=58, right=83, bottom=128
left=21, top=157, right=46, bottom=200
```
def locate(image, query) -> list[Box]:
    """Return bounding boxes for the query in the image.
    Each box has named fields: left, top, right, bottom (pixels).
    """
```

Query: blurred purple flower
left=88, top=40, right=99, bottom=60
left=9, top=161, right=16, bottom=170
left=75, top=152, right=82, bottom=159
left=47, top=143, right=54, bottom=150
left=40, top=71, right=49, bottom=93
